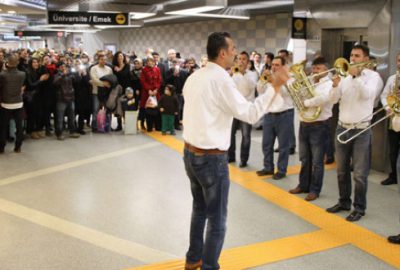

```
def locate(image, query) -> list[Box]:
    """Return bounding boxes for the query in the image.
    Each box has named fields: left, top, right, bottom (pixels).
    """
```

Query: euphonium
left=387, top=70, right=400, bottom=114
left=286, top=60, right=321, bottom=122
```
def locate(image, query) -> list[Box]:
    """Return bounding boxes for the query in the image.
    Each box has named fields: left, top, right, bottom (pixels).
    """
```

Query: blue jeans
left=298, top=121, right=329, bottom=195
left=55, top=101, right=76, bottom=136
left=228, top=118, right=252, bottom=163
left=183, top=148, right=230, bottom=270
left=91, top=94, right=100, bottom=130
left=335, top=126, right=371, bottom=213
left=262, top=109, right=294, bottom=174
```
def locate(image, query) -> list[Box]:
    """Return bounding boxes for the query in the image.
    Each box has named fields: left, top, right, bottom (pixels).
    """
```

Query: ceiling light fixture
left=184, top=8, right=249, bottom=20
left=130, top=12, right=157, bottom=19
left=7, top=10, right=16, bottom=14
left=165, top=0, right=227, bottom=15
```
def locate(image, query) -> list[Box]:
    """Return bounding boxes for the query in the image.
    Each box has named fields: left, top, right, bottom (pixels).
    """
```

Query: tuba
left=286, top=60, right=321, bottom=122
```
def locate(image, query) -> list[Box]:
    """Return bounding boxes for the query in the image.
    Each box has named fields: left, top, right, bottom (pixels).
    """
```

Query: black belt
left=300, top=119, right=329, bottom=126
left=269, top=108, right=294, bottom=116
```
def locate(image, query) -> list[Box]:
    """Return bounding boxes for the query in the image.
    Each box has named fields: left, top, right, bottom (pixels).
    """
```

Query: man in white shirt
left=89, top=53, right=112, bottom=131
left=379, top=52, right=400, bottom=186
left=182, top=32, right=289, bottom=270
left=228, top=51, right=259, bottom=167
left=326, top=44, right=383, bottom=222
left=289, top=57, right=334, bottom=201
left=256, top=56, right=295, bottom=180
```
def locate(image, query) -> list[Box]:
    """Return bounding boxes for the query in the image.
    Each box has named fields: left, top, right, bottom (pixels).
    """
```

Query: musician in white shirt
left=379, top=52, right=400, bottom=186
left=182, top=32, right=289, bottom=270
left=288, top=57, right=334, bottom=201
left=256, top=56, right=295, bottom=180
left=228, top=51, right=259, bottom=168
left=326, top=44, right=383, bottom=222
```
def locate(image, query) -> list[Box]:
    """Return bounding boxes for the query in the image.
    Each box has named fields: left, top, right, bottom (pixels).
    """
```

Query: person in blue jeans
left=182, top=32, right=289, bottom=270
left=256, top=56, right=295, bottom=180
left=288, top=56, right=334, bottom=201
left=326, top=44, right=383, bottom=222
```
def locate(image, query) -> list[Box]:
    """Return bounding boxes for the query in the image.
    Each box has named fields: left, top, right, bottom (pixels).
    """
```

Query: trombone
left=337, top=70, right=400, bottom=144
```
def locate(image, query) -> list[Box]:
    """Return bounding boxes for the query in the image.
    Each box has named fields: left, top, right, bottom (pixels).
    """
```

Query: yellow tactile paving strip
left=128, top=132, right=400, bottom=270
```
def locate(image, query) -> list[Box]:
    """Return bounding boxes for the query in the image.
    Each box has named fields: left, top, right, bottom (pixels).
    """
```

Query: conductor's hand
left=271, top=66, right=290, bottom=93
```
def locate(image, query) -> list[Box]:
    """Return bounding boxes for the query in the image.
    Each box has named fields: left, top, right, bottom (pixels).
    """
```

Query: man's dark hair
left=312, top=56, right=328, bottom=66
left=278, top=49, right=289, bottom=57
left=265, top=52, right=274, bottom=61
left=207, top=32, right=231, bottom=61
left=165, top=84, right=176, bottom=94
left=352, top=44, right=370, bottom=57
left=240, top=51, right=250, bottom=60
left=152, top=51, right=159, bottom=56
left=273, top=56, right=286, bottom=66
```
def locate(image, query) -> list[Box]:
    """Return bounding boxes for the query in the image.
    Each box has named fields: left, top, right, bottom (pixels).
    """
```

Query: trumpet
left=337, top=69, right=399, bottom=144
left=231, top=65, right=240, bottom=74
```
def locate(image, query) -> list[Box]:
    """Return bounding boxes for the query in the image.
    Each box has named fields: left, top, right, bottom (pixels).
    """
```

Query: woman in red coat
left=140, top=56, right=162, bottom=131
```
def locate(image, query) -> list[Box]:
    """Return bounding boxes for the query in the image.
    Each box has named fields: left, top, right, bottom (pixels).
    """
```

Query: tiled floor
left=0, top=128, right=399, bottom=270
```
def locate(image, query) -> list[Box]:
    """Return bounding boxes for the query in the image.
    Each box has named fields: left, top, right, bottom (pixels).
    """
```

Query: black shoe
left=256, top=169, right=274, bottom=176
left=289, top=148, right=295, bottom=155
left=274, top=148, right=279, bottom=153
left=0, top=148, right=4, bottom=154
left=273, top=172, right=286, bottom=180
left=388, top=234, right=400, bottom=244
left=256, top=126, right=263, bottom=130
left=228, top=158, right=236, bottom=163
left=326, top=204, right=351, bottom=213
left=239, top=161, right=247, bottom=168
left=346, top=211, right=364, bottom=222
left=78, top=130, right=86, bottom=135
left=14, top=147, right=21, bottom=153
left=175, top=126, right=182, bottom=130
left=325, top=158, right=335, bottom=165
left=381, top=178, right=397, bottom=185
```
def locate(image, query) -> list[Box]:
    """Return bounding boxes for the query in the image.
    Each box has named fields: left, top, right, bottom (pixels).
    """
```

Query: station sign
left=48, top=11, right=129, bottom=25
left=292, top=17, right=307, bottom=39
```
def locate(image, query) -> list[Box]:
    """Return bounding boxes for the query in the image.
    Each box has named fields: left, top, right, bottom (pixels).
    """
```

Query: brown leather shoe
left=289, top=187, right=306, bottom=194
left=305, top=193, right=319, bottom=201
left=185, top=260, right=202, bottom=270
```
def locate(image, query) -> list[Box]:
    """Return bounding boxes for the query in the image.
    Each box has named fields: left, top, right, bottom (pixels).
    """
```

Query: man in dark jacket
left=0, top=54, right=26, bottom=153
left=53, top=63, right=80, bottom=140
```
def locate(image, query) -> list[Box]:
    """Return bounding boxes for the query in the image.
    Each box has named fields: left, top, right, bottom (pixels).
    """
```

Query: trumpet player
left=228, top=51, right=259, bottom=167
left=379, top=52, right=400, bottom=186
left=326, top=44, right=383, bottom=222
left=289, top=57, right=334, bottom=201
left=256, top=56, right=294, bottom=180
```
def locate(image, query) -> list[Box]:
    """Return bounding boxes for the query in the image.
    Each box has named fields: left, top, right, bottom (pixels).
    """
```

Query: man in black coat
left=0, top=54, right=26, bottom=153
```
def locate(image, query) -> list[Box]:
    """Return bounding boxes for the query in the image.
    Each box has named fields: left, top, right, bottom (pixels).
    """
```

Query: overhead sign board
left=14, top=31, right=64, bottom=37
left=48, top=11, right=129, bottom=25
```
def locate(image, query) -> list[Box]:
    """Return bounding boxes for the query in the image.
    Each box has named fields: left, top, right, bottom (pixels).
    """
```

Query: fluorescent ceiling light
left=7, top=10, right=16, bottom=14
left=144, top=15, right=186, bottom=23
left=95, top=22, right=144, bottom=29
left=164, top=0, right=227, bottom=15
left=166, top=6, right=223, bottom=15
left=183, top=8, right=249, bottom=20
left=130, top=12, right=156, bottom=19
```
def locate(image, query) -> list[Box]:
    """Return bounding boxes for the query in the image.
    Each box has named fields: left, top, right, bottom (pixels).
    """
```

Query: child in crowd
left=159, top=84, right=179, bottom=135
left=121, top=87, right=138, bottom=112
left=120, top=87, right=139, bottom=134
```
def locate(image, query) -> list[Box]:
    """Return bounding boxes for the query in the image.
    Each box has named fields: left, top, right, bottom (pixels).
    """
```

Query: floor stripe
left=126, top=230, right=347, bottom=270
left=137, top=132, right=400, bottom=269
left=0, top=142, right=158, bottom=187
left=0, top=197, right=177, bottom=263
